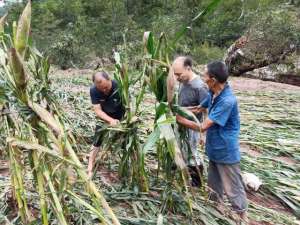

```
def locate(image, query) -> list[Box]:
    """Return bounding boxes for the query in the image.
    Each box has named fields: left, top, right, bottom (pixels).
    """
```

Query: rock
left=244, top=56, right=300, bottom=86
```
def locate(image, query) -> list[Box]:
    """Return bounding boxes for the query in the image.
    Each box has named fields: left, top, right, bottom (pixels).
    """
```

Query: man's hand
left=93, top=105, right=120, bottom=126
left=109, top=119, right=119, bottom=126
left=177, top=115, right=202, bottom=132
left=185, top=105, right=206, bottom=114
left=194, top=106, right=205, bottom=114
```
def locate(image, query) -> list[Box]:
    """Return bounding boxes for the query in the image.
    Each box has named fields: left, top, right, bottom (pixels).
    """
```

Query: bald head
left=173, top=56, right=193, bottom=68
left=92, top=71, right=110, bottom=82
left=172, top=56, right=193, bottom=83
left=93, top=71, right=112, bottom=95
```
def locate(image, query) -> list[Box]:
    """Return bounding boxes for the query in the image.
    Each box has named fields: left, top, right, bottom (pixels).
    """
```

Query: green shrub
left=192, top=42, right=225, bottom=64
left=48, top=33, right=87, bottom=69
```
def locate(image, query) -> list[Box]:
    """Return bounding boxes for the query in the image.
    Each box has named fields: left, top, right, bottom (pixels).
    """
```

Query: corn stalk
left=97, top=47, right=149, bottom=192
left=0, top=3, right=120, bottom=225
left=142, top=0, right=222, bottom=212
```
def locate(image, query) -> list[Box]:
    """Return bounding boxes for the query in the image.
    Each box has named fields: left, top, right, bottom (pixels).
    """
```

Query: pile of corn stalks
left=237, top=90, right=300, bottom=222
left=0, top=2, right=120, bottom=224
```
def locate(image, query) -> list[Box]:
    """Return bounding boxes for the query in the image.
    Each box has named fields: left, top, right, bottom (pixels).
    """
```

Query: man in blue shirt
left=184, top=61, right=247, bottom=223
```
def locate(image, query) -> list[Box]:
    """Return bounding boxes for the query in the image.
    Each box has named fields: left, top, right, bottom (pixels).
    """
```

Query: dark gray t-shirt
left=90, top=80, right=125, bottom=120
left=178, top=76, right=208, bottom=121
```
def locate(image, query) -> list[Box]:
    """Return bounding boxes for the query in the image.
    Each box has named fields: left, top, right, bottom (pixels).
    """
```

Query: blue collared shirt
left=201, top=83, right=241, bottom=164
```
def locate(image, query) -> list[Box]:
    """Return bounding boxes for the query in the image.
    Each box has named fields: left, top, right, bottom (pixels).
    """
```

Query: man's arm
left=177, top=114, right=214, bottom=133
left=199, top=118, right=214, bottom=132
left=176, top=115, right=200, bottom=131
left=185, top=91, right=210, bottom=114
left=93, top=104, right=119, bottom=125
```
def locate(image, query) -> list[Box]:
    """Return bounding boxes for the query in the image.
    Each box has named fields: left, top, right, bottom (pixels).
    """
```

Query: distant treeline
left=3, top=0, right=299, bottom=68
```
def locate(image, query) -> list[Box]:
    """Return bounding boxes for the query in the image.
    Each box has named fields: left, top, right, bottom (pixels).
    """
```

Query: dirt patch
left=196, top=64, right=300, bottom=92
left=50, top=67, right=94, bottom=78
left=240, top=144, right=297, bottom=166
left=0, top=160, right=9, bottom=176
left=247, top=191, right=292, bottom=214
left=240, top=144, right=262, bottom=158
left=96, top=164, right=119, bottom=185
left=249, top=221, right=273, bottom=225
left=229, top=77, right=300, bottom=92
left=274, top=156, right=297, bottom=166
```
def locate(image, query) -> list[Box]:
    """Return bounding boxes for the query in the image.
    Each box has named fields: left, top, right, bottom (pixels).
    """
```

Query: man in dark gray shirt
left=88, top=71, right=125, bottom=178
left=172, top=56, right=208, bottom=187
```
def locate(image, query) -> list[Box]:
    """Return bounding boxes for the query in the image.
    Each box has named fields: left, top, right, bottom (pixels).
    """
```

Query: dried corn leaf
left=15, top=0, right=31, bottom=58
left=8, top=48, right=27, bottom=90
left=28, top=101, right=62, bottom=136
left=0, top=14, right=7, bottom=33
left=167, top=67, right=175, bottom=105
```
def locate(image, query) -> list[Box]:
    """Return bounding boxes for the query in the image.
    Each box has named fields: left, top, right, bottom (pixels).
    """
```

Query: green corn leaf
left=67, top=190, right=108, bottom=224
left=0, top=83, right=6, bottom=108
left=153, top=33, right=165, bottom=59
left=143, top=127, right=160, bottom=153
left=191, top=0, right=222, bottom=23
left=169, top=0, right=222, bottom=50
left=157, top=114, right=186, bottom=169
left=43, top=167, right=68, bottom=225
left=172, top=105, right=200, bottom=125
left=143, top=31, right=155, bottom=56
left=155, top=102, right=168, bottom=121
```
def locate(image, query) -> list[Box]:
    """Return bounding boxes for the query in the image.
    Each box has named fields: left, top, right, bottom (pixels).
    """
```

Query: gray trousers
left=186, top=129, right=202, bottom=166
left=208, top=161, right=247, bottom=212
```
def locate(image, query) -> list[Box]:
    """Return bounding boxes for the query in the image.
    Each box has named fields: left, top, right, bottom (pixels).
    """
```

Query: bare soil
left=229, top=77, right=300, bottom=92
left=0, top=160, right=9, bottom=176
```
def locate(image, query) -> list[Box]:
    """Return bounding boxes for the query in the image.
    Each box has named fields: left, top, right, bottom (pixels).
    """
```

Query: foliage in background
left=2, top=0, right=299, bottom=68
left=225, top=8, right=300, bottom=76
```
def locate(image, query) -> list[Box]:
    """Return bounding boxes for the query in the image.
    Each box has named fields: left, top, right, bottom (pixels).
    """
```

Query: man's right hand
left=109, top=119, right=119, bottom=126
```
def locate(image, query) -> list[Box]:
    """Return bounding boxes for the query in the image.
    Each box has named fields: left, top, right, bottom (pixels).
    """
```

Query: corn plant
left=92, top=42, right=149, bottom=192
left=113, top=49, right=149, bottom=192
left=142, top=0, right=222, bottom=211
left=0, top=2, right=120, bottom=225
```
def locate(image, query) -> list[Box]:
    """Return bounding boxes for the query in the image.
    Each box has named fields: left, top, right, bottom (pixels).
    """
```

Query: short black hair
left=92, top=71, right=110, bottom=82
left=207, top=61, right=229, bottom=83
left=183, top=56, right=193, bottom=68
